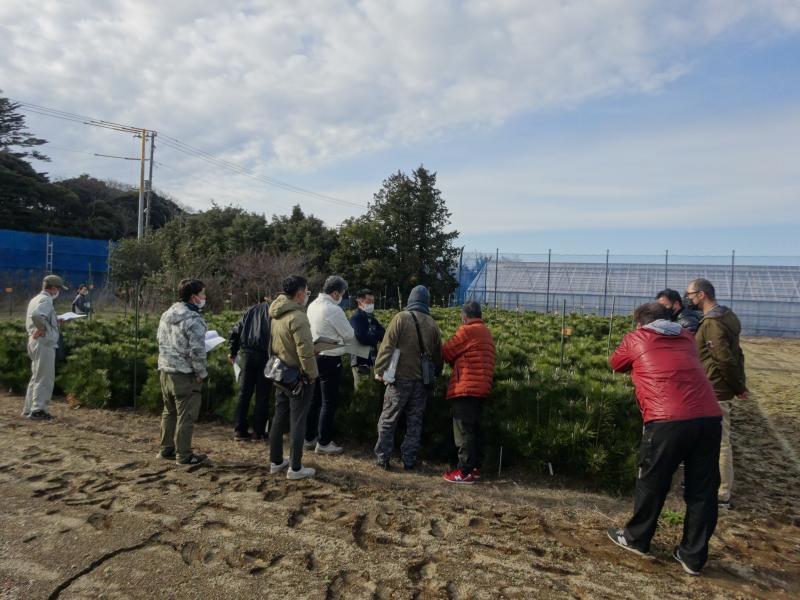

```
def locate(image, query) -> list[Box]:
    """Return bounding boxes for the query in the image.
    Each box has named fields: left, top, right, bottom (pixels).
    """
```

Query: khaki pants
left=718, top=400, right=733, bottom=501
left=23, top=338, right=56, bottom=416
left=159, top=371, right=202, bottom=462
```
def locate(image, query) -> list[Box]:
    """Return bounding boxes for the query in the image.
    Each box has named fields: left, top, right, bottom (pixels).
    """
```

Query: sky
left=1, top=0, right=799, bottom=256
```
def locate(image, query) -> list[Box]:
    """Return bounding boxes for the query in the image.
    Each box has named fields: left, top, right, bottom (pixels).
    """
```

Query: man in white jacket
left=305, top=275, right=355, bottom=454
left=24, top=275, right=67, bottom=420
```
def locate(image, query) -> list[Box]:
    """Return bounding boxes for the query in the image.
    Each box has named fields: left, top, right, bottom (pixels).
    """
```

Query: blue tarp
left=0, top=229, right=110, bottom=290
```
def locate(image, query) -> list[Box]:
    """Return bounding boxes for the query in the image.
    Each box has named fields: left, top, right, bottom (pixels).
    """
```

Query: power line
left=15, top=98, right=367, bottom=210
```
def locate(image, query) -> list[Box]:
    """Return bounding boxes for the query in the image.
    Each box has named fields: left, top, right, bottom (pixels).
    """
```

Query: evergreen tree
left=332, top=166, right=459, bottom=303
left=0, top=92, right=49, bottom=161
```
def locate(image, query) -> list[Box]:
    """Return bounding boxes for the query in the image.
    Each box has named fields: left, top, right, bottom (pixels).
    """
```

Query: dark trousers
left=304, top=355, right=342, bottom=446
left=624, top=417, right=722, bottom=571
left=452, top=396, right=483, bottom=474
left=233, top=350, right=271, bottom=436
left=270, top=383, right=313, bottom=471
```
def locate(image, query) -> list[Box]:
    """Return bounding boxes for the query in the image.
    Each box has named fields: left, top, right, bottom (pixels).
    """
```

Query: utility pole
left=137, top=129, right=147, bottom=239
left=145, top=132, right=156, bottom=233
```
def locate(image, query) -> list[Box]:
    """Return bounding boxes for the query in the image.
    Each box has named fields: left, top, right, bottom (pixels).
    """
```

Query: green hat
left=42, top=275, right=68, bottom=290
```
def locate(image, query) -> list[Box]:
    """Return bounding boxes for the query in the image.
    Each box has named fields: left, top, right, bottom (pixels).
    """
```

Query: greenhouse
left=464, top=259, right=800, bottom=338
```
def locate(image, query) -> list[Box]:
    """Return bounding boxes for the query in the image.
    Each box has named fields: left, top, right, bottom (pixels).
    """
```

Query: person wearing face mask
left=686, top=278, right=747, bottom=510
left=304, top=275, right=355, bottom=455
left=655, top=288, right=701, bottom=333
left=23, top=275, right=68, bottom=420
left=71, top=284, right=92, bottom=317
left=349, top=289, right=385, bottom=391
left=156, top=278, right=209, bottom=466
left=441, top=301, right=495, bottom=484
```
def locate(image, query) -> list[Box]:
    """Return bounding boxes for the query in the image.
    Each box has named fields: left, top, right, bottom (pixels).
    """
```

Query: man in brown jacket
left=267, top=275, right=319, bottom=480
left=686, top=278, right=748, bottom=509
left=374, top=286, right=443, bottom=470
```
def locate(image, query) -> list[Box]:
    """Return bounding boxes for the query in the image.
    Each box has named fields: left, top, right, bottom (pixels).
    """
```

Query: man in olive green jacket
left=686, top=278, right=747, bottom=508
left=267, top=275, right=319, bottom=480
left=374, top=285, right=443, bottom=470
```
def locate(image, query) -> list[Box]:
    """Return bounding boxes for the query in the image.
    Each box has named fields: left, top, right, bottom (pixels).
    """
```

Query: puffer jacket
left=157, top=302, right=208, bottom=378
left=610, top=320, right=721, bottom=423
left=695, top=305, right=746, bottom=400
left=268, top=293, right=318, bottom=379
left=442, top=318, right=496, bottom=399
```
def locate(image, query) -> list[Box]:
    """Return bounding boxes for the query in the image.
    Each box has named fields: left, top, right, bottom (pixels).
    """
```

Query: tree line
left=1, top=93, right=461, bottom=306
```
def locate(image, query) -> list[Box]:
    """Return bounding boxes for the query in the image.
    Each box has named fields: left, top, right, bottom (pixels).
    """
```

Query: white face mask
left=303, top=293, right=310, bottom=306
left=195, top=297, right=206, bottom=309
left=363, top=303, right=375, bottom=313
left=50, top=290, right=60, bottom=300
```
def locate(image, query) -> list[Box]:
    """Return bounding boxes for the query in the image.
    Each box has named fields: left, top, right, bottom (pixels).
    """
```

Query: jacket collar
left=464, top=317, right=483, bottom=325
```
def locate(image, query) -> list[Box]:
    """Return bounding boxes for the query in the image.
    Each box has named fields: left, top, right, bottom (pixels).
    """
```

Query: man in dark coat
left=228, top=298, right=272, bottom=442
left=349, top=288, right=385, bottom=390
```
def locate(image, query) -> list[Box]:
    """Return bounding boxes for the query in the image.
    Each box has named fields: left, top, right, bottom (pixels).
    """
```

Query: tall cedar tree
left=332, top=166, right=459, bottom=303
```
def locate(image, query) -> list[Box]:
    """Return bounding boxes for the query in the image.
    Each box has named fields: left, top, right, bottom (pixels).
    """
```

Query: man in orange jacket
left=441, top=301, right=496, bottom=484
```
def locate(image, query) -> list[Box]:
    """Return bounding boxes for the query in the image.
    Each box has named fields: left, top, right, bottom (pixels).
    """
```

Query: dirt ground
left=0, top=338, right=798, bottom=599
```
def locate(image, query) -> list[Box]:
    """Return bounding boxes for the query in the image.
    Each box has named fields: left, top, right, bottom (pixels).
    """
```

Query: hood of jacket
left=162, top=302, right=203, bottom=326
left=406, top=285, right=430, bottom=314
left=643, top=319, right=682, bottom=336
left=702, top=305, right=741, bottom=334
left=269, top=293, right=304, bottom=319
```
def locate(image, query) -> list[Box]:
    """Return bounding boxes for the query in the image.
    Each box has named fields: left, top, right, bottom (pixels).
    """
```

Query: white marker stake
left=548, top=462, right=554, bottom=476
left=498, top=446, right=503, bottom=478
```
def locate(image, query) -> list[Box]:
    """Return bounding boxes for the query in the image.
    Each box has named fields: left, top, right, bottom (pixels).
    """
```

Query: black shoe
left=233, top=431, right=251, bottom=442
left=376, top=459, right=390, bottom=471
left=29, top=410, right=54, bottom=421
left=178, top=453, right=208, bottom=465
left=672, top=547, right=701, bottom=576
left=403, top=463, right=416, bottom=471
left=251, top=433, right=267, bottom=443
left=718, top=498, right=732, bottom=510
left=157, top=449, right=176, bottom=460
left=606, top=528, right=648, bottom=557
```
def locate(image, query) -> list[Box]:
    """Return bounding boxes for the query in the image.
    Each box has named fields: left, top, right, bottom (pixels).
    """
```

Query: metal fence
left=456, top=251, right=800, bottom=338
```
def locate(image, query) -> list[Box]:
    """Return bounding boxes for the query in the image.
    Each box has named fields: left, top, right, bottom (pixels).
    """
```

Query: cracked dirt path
left=0, top=337, right=798, bottom=599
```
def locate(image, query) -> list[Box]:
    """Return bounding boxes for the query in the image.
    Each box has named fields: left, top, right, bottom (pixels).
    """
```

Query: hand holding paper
left=58, top=312, right=87, bottom=322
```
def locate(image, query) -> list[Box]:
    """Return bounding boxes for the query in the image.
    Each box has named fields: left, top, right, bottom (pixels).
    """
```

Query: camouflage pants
left=374, top=379, right=428, bottom=466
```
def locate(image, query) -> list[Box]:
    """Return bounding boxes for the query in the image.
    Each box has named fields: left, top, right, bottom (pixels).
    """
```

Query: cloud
left=441, top=105, right=800, bottom=233
left=0, top=0, right=798, bottom=224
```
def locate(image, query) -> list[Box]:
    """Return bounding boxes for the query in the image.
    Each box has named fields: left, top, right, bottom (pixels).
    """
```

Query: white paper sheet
left=205, top=330, right=226, bottom=353
left=57, top=312, right=87, bottom=321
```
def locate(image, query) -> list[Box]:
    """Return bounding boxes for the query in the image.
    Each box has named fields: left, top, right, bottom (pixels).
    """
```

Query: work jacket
left=268, top=293, right=318, bottom=379
left=610, top=320, right=722, bottom=423
left=695, top=306, right=747, bottom=401
left=442, top=318, right=496, bottom=400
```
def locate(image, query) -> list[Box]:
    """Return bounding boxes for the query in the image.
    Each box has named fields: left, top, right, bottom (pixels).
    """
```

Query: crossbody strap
left=408, top=311, right=429, bottom=356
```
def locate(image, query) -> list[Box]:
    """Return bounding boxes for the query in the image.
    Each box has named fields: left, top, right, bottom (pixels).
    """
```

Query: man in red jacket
left=607, top=302, right=722, bottom=576
left=441, top=301, right=496, bottom=484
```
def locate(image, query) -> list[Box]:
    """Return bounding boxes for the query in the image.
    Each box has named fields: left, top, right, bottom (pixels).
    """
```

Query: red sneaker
left=472, top=468, right=481, bottom=480
left=443, top=469, right=475, bottom=484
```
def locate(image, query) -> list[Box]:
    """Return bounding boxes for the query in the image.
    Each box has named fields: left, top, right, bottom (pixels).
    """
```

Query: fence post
left=730, top=249, right=735, bottom=309
left=559, top=299, right=567, bottom=368
left=664, top=249, right=669, bottom=289
left=602, top=249, right=610, bottom=316
left=545, top=249, right=551, bottom=313
left=457, top=247, right=464, bottom=304
left=606, top=295, right=616, bottom=358
left=494, top=248, right=499, bottom=309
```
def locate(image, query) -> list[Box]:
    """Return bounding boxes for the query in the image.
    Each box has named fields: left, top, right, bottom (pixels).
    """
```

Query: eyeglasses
left=685, top=291, right=701, bottom=297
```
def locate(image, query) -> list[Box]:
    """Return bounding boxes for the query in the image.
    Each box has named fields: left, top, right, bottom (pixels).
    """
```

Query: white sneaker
left=315, top=441, right=343, bottom=455
left=270, top=459, right=289, bottom=474
left=303, top=438, right=318, bottom=450
left=287, top=466, right=316, bottom=480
